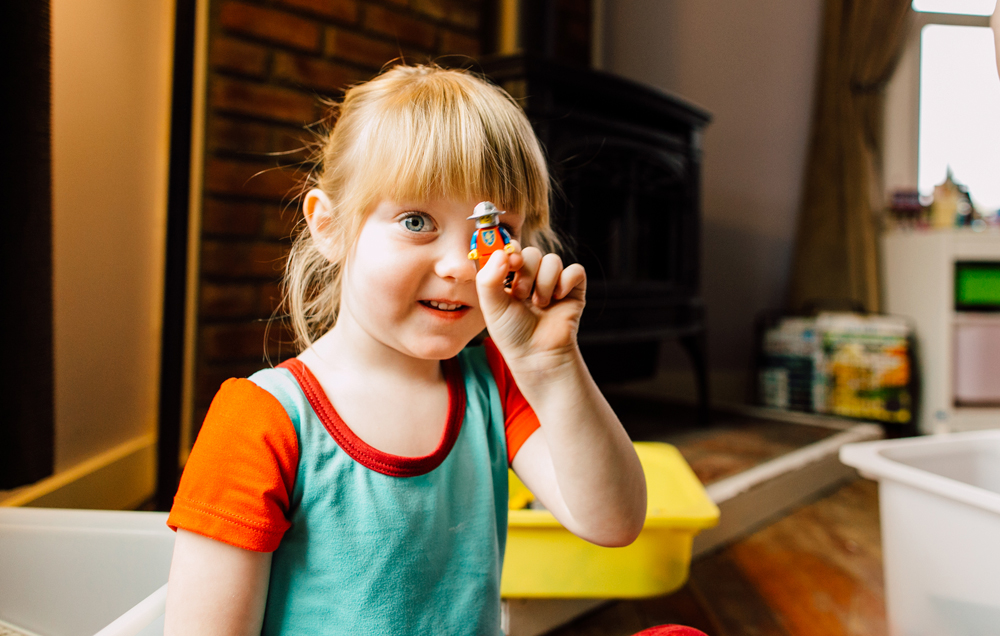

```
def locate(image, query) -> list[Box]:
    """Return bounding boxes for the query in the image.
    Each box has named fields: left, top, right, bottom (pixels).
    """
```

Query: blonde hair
left=284, top=64, right=560, bottom=351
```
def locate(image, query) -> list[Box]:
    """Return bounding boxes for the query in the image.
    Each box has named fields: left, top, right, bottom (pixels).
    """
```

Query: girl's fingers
left=553, top=263, right=586, bottom=301
left=512, top=247, right=542, bottom=300
left=532, top=253, right=564, bottom=307
left=505, top=240, right=524, bottom=271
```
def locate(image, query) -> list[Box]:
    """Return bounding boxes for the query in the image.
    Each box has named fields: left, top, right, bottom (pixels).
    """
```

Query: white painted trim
left=705, top=424, right=883, bottom=504
left=0, top=434, right=156, bottom=510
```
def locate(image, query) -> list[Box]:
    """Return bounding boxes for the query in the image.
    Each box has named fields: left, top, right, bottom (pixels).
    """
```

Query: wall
left=51, top=1, right=174, bottom=472
left=192, top=0, right=485, bottom=429
left=600, top=0, right=825, bottom=403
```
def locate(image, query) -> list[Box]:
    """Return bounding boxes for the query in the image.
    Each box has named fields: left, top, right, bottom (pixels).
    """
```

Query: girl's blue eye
left=402, top=214, right=434, bottom=233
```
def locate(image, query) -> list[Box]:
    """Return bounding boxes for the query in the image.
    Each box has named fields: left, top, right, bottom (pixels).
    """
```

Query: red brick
left=362, top=5, right=436, bottom=50
left=261, top=202, right=303, bottom=239
left=195, top=362, right=266, bottom=407
left=207, top=116, right=273, bottom=154
left=273, top=51, right=359, bottom=92
left=205, top=157, right=301, bottom=200
left=219, top=1, right=321, bottom=52
left=200, top=282, right=259, bottom=317
left=202, top=322, right=267, bottom=361
left=201, top=240, right=290, bottom=278
left=201, top=321, right=295, bottom=362
left=325, top=27, right=400, bottom=68
left=273, top=125, right=316, bottom=162
left=440, top=30, right=479, bottom=57
left=201, top=198, right=264, bottom=236
left=277, top=0, right=358, bottom=23
left=258, top=282, right=285, bottom=315
left=211, top=77, right=316, bottom=124
left=210, top=36, right=269, bottom=76
left=411, top=0, right=479, bottom=30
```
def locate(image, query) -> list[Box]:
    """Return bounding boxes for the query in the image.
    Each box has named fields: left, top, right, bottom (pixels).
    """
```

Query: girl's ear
left=304, top=188, right=335, bottom=259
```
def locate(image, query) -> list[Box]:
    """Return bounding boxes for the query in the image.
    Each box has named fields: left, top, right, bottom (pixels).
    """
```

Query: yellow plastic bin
left=501, top=442, right=719, bottom=598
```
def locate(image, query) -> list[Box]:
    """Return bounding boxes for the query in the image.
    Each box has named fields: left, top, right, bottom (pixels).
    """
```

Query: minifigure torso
left=470, top=225, right=512, bottom=269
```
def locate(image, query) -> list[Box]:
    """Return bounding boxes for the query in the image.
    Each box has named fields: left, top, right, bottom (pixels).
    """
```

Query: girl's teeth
left=429, top=301, right=459, bottom=311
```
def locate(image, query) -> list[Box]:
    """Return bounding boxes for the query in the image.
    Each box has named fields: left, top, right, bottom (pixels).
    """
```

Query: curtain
left=788, top=0, right=913, bottom=312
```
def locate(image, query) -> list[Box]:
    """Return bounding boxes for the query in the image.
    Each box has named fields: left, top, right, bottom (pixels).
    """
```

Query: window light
left=912, top=0, right=997, bottom=16
left=918, top=24, right=1000, bottom=212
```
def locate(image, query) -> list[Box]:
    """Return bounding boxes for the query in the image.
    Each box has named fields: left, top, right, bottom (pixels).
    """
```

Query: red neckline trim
left=277, top=358, right=466, bottom=478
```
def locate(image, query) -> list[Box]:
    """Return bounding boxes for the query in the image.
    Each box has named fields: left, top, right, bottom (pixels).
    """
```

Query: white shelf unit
left=881, top=228, right=1000, bottom=434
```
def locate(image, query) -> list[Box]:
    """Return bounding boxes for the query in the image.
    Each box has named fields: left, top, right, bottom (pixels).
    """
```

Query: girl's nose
left=435, top=240, right=477, bottom=283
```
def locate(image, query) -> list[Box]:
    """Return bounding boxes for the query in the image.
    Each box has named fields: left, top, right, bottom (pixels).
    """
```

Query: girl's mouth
left=419, top=300, right=468, bottom=312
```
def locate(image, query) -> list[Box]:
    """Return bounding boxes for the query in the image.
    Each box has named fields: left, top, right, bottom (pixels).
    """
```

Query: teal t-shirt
left=248, top=345, right=509, bottom=635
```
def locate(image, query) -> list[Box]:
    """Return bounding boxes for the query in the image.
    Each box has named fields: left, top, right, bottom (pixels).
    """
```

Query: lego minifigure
left=468, top=201, right=514, bottom=269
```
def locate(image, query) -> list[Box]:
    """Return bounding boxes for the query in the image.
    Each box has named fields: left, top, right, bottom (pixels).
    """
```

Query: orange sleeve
left=483, top=339, right=541, bottom=464
left=167, top=378, right=299, bottom=552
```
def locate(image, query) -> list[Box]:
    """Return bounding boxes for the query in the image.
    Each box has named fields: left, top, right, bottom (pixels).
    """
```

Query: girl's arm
left=164, top=529, right=272, bottom=636
left=477, top=247, right=647, bottom=547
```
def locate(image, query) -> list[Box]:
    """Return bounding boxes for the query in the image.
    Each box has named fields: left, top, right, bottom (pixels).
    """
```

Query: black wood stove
left=481, top=54, right=712, bottom=421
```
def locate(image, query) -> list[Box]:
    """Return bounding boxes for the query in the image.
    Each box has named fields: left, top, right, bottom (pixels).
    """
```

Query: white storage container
left=0, top=508, right=174, bottom=636
left=840, top=430, right=1000, bottom=636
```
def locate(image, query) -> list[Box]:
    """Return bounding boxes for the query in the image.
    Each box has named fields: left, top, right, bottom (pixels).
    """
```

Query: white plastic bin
left=840, top=430, right=1000, bottom=636
left=0, top=508, right=174, bottom=636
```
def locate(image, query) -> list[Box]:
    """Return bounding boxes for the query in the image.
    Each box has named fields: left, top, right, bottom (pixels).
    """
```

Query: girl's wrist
left=503, top=345, right=592, bottom=406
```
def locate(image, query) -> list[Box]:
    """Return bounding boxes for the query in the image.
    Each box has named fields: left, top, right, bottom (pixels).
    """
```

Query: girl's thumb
left=475, top=251, right=510, bottom=316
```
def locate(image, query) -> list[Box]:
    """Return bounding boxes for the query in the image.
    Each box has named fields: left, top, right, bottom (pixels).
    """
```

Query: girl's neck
left=303, top=309, right=443, bottom=385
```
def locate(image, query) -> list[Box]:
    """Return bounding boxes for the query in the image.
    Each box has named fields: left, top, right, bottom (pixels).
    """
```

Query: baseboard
left=692, top=424, right=883, bottom=556
left=0, top=434, right=156, bottom=510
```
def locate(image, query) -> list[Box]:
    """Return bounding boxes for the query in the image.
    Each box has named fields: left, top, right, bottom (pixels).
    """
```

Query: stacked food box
left=758, top=313, right=914, bottom=424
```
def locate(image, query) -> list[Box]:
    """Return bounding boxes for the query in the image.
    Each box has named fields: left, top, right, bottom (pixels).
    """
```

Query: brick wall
left=194, top=0, right=484, bottom=427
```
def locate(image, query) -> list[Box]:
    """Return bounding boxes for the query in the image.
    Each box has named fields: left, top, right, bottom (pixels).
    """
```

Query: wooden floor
left=548, top=479, right=886, bottom=636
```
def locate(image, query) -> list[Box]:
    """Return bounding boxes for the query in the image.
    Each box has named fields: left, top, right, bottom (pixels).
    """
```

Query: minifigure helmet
left=467, top=201, right=505, bottom=220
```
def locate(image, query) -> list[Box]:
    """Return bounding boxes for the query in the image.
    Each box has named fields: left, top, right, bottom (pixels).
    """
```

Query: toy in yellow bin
left=468, top=201, right=515, bottom=269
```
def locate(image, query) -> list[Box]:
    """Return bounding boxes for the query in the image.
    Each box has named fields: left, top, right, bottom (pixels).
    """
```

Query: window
left=883, top=2, right=1000, bottom=214
left=912, top=0, right=996, bottom=16
left=918, top=23, right=1000, bottom=211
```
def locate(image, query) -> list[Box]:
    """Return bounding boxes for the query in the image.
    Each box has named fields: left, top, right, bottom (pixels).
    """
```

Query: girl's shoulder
left=248, top=364, right=308, bottom=423
left=168, top=370, right=301, bottom=551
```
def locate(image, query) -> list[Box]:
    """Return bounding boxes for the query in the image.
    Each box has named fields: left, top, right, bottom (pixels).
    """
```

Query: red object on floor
left=632, top=626, right=709, bottom=636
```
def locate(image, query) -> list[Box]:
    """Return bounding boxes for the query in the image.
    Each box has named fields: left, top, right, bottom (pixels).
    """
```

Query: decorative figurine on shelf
left=930, top=168, right=961, bottom=228
left=468, top=201, right=514, bottom=269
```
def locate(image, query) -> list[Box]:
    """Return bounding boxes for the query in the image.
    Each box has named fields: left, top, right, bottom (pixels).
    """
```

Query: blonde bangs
left=335, top=68, right=551, bottom=239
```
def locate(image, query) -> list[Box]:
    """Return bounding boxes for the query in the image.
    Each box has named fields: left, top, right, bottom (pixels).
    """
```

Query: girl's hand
left=476, top=242, right=586, bottom=376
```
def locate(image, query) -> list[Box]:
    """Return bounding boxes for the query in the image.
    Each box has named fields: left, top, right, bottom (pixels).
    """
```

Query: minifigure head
left=285, top=64, right=559, bottom=350
left=467, top=201, right=504, bottom=229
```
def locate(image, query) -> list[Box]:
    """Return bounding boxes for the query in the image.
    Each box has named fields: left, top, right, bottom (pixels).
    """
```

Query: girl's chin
left=403, top=332, right=481, bottom=360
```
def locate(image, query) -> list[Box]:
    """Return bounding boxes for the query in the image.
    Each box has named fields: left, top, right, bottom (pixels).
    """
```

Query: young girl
left=164, top=64, right=648, bottom=635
